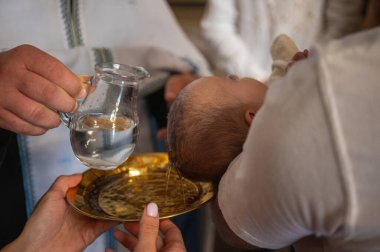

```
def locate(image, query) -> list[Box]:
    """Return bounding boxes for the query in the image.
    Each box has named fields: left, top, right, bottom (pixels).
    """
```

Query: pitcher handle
left=60, top=75, right=92, bottom=127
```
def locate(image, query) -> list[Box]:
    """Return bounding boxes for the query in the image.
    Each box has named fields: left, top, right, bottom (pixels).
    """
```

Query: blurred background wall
left=167, top=0, right=218, bottom=74
left=167, top=0, right=206, bottom=47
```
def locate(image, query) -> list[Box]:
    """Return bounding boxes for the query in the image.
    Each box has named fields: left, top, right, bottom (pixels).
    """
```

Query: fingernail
left=79, top=75, right=91, bottom=83
left=147, top=202, right=158, bottom=217
left=77, top=88, right=87, bottom=99
left=72, top=101, right=78, bottom=112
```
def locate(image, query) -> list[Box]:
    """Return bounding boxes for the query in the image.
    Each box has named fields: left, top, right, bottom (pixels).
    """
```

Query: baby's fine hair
left=167, top=88, right=249, bottom=182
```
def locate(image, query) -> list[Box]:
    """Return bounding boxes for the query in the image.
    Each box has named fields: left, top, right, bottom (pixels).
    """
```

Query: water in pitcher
left=71, top=113, right=138, bottom=169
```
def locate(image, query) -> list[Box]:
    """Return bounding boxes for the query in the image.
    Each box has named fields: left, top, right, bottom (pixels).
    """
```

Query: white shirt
left=201, top=0, right=324, bottom=81
left=0, top=0, right=210, bottom=76
left=218, top=27, right=380, bottom=251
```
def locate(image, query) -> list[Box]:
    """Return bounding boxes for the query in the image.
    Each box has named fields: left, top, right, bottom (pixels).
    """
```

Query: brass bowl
left=66, top=152, right=215, bottom=221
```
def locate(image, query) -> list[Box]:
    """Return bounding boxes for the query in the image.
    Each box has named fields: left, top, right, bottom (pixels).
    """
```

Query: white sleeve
left=218, top=55, right=345, bottom=249
left=200, top=0, right=266, bottom=79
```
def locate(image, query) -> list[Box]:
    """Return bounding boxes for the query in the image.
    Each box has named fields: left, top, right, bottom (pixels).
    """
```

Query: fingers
left=113, top=227, right=139, bottom=251
left=49, top=174, right=83, bottom=198
left=164, top=73, right=198, bottom=105
left=18, top=45, right=83, bottom=98
left=160, top=219, right=186, bottom=249
left=123, top=222, right=140, bottom=237
left=18, top=71, right=77, bottom=113
left=116, top=203, right=160, bottom=252
left=0, top=108, right=48, bottom=135
left=0, top=45, right=85, bottom=134
left=90, top=220, right=121, bottom=243
left=164, top=89, right=177, bottom=104
left=3, top=90, right=61, bottom=129
left=291, top=52, right=306, bottom=61
left=34, top=174, right=82, bottom=212
left=287, top=49, right=310, bottom=71
left=134, top=203, right=160, bottom=251
left=78, top=75, right=94, bottom=98
left=303, top=49, right=309, bottom=57
left=115, top=204, right=186, bottom=252
left=79, top=75, right=91, bottom=84
left=291, top=49, right=309, bottom=61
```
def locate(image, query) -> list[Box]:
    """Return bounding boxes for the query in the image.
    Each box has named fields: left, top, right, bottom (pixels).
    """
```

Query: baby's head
left=167, top=75, right=267, bottom=182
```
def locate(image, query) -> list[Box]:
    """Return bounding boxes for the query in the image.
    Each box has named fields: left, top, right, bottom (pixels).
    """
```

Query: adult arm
left=201, top=0, right=265, bottom=78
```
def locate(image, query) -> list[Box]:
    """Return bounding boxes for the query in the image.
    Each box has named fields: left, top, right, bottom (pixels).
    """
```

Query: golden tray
left=66, top=152, right=215, bottom=221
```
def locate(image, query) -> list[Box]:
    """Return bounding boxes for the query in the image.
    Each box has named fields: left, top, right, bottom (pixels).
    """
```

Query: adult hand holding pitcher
left=61, top=63, right=150, bottom=170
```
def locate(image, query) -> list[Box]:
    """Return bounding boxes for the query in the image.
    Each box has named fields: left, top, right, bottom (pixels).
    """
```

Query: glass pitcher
left=61, top=63, right=150, bottom=170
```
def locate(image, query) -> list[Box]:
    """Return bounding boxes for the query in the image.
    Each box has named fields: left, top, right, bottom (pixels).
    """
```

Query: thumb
left=134, top=203, right=160, bottom=252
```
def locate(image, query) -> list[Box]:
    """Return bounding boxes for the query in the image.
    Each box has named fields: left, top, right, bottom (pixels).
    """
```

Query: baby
left=167, top=35, right=308, bottom=182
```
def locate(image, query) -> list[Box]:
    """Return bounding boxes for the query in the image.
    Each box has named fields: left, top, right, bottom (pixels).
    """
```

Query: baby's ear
left=244, top=110, right=255, bottom=126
